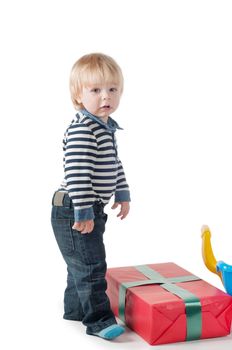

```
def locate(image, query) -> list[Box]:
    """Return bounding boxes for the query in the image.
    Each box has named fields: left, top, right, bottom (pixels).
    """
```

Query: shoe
left=93, top=324, right=125, bottom=340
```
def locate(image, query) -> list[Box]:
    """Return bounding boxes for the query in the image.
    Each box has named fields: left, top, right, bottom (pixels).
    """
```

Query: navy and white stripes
left=59, top=109, right=130, bottom=221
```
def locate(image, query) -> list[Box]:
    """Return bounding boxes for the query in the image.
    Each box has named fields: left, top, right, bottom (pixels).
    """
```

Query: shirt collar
left=79, top=109, right=123, bottom=132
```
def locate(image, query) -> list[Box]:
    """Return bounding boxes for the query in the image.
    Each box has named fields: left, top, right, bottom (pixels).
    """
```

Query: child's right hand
left=72, top=220, right=94, bottom=234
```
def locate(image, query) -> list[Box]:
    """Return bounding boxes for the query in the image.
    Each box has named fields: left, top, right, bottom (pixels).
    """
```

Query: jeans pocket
left=51, top=219, right=74, bottom=256
left=51, top=205, right=74, bottom=220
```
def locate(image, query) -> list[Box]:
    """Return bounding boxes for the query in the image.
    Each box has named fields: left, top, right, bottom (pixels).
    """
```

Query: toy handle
left=201, top=225, right=222, bottom=280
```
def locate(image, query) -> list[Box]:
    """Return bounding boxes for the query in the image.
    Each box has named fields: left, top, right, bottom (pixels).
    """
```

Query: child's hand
left=111, top=202, right=130, bottom=220
left=72, top=220, right=94, bottom=234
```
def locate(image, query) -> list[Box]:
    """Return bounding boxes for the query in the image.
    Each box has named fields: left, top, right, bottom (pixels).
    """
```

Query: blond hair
left=69, top=53, right=124, bottom=110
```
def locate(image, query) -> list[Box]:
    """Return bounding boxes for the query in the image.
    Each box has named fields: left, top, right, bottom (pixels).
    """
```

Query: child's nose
left=102, top=90, right=110, bottom=99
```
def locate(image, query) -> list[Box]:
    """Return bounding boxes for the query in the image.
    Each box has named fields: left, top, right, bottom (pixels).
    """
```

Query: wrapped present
left=106, top=262, right=232, bottom=345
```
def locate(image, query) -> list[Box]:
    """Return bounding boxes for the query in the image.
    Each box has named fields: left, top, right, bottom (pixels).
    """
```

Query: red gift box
left=106, top=262, right=232, bottom=345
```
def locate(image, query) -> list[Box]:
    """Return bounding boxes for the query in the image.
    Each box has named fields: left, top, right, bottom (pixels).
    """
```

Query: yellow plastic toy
left=201, top=225, right=222, bottom=279
left=201, top=225, right=232, bottom=295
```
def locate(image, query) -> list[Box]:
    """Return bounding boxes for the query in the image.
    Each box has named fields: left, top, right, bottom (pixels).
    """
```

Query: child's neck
left=99, top=116, right=109, bottom=124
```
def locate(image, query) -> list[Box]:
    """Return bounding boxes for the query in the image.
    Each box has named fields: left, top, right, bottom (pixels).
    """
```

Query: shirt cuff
left=115, top=190, right=131, bottom=202
left=74, top=206, right=95, bottom=221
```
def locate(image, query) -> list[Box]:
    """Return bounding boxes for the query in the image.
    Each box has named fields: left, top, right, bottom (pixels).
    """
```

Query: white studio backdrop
left=0, top=1, right=232, bottom=349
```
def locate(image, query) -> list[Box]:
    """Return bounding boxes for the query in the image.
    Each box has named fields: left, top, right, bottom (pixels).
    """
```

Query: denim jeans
left=51, top=192, right=117, bottom=334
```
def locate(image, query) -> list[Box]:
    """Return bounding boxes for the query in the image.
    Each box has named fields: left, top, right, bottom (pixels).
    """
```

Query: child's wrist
left=74, top=207, right=95, bottom=221
left=115, top=190, right=131, bottom=203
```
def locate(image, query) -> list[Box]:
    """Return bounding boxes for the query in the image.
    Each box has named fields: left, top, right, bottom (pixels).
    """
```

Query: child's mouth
left=101, top=105, right=111, bottom=109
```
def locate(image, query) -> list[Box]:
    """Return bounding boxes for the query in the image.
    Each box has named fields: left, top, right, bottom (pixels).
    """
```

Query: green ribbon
left=118, top=265, right=202, bottom=341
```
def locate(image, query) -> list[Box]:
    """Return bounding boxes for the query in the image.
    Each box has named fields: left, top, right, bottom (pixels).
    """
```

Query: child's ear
left=76, top=95, right=82, bottom=104
left=76, top=92, right=82, bottom=104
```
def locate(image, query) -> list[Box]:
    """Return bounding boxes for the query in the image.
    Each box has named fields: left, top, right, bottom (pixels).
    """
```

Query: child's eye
left=109, top=87, right=118, bottom=92
left=91, top=88, right=101, bottom=93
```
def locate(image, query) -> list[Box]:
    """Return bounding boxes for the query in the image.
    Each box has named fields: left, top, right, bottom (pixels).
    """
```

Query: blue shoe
left=93, top=324, right=125, bottom=340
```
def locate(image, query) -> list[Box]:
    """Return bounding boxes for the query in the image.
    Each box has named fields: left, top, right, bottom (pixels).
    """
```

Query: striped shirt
left=59, top=109, right=130, bottom=221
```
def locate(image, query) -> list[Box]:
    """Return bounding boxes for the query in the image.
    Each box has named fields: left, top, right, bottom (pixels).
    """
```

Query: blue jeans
left=51, top=192, right=117, bottom=334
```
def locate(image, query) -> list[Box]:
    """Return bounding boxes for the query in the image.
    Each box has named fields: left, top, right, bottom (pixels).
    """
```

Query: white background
left=1, top=0, right=232, bottom=349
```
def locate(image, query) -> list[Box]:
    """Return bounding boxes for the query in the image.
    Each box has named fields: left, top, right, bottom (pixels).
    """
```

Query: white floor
left=51, top=314, right=232, bottom=350
left=11, top=309, right=231, bottom=350
left=41, top=317, right=232, bottom=350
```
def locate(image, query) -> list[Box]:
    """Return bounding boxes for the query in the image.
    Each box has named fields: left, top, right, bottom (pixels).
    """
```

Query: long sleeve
left=114, top=160, right=131, bottom=202
left=64, top=122, right=98, bottom=221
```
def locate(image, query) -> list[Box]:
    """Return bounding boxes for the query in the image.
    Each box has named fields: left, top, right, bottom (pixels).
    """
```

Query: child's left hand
left=111, top=201, right=130, bottom=219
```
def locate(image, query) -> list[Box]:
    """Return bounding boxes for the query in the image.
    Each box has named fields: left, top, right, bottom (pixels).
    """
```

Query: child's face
left=78, top=83, right=121, bottom=120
